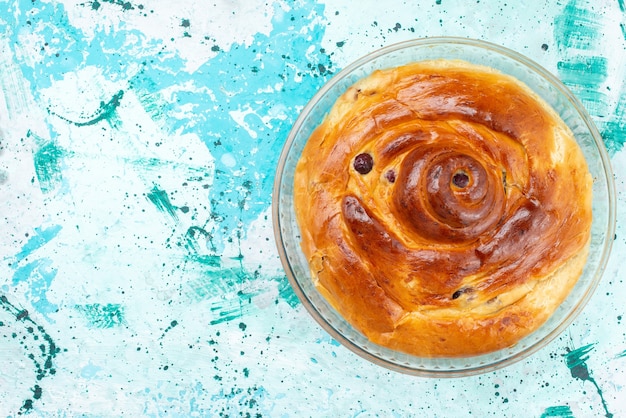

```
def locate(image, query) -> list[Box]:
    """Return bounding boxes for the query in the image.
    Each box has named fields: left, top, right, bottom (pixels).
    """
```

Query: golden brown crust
left=294, top=59, right=592, bottom=357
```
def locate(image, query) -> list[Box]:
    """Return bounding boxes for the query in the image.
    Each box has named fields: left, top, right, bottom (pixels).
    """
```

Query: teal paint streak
left=128, top=76, right=170, bottom=128
left=146, top=185, right=179, bottom=221
left=615, top=349, right=626, bottom=359
left=556, top=56, right=608, bottom=88
left=619, top=0, right=626, bottom=12
left=565, top=344, right=594, bottom=373
left=208, top=277, right=265, bottom=326
left=186, top=254, right=221, bottom=268
left=0, top=294, right=61, bottom=415
left=186, top=267, right=245, bottom=301
left=184, top=264, right=298, bottom=323
left=75, top=303, right=125, bottom=328
left=34, top=141, right=63, bottom=190
left=50, top=90, right=124, bottom=127
left=554, top=0, right=602, bottom=50
left=602, top=122, right=626, bottom=154
left=30, top=131, right=64, bottom=194
left=182, top=226, right=300, bottom=317
left=9, top=225, right=62, bottom=320
left=553, top=0, right=621, bottom=154
left=13, top=225, right=62, bottom=263
left=556, top=55, right=609, bottom=118
left=541, top=406, right=575, bottom=418
left=555, top=0, right=626, bottom=155
left=209, top=303, right=248, bottom=326
left=184, top=226, right=218, bottom=256
left=570, top=88, right=610, bottom=120
left=555, top=56, right=609, bottom=118
left=601, top=92, right=626, bottom=155
left=206, top=273, right=299, bottom=325
left=276, top=276, right=300, bottom=308
left=563, top=344, right=614, bottom=418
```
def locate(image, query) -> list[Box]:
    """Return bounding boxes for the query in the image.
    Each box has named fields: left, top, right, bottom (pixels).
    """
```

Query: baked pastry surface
left=293, top=59, right=592, bottom=357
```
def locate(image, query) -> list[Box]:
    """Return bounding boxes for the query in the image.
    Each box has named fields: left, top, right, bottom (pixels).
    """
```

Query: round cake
left=293, top=59, right=593, bottom=357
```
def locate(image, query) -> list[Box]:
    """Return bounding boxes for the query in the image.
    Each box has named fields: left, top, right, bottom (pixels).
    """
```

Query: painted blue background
left=0, top=0, right=624, bottom=416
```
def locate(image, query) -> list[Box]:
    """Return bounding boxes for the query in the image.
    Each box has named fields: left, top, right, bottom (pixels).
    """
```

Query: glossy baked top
left=293, top=60, right=592, bottom=357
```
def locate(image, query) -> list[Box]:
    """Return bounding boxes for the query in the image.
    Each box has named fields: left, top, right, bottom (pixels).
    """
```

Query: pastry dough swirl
left=294, top=60, right=592, bottom=357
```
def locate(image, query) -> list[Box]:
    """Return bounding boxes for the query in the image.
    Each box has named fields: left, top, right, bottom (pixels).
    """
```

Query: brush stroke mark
left=601, top=91, right=626, bottom=155
left=599, top=0, right=626, bottom=156
left=553, top=0, right=626, bottom=154
left=555, top=0, right=603, bottom=50
left=563, top=344, right=614, bottom=418
left=184, top=226, right=218, bottom=258
left=183, top=262, right=299, bottom=322
left=49, top=90, right=124, bottom=128
left=12, top=225, right=62, bottom=264
left=209, top=297, right=253, bottom=326
left=207, top=273, right=299, bottom=324
left=0, top=294, right=61, bottom=415
left=146, top=185, right=179, bottom=221
left=185, top=266, right=245, bottom=301
left=553, top=0, right=608, bottom=119
left=276, top=275, right=300, bottom=308
left=181, top=224, right=299, bottom=309
left=619, top=0, right=626, bottom=42
left=30, top=130, right=65, bottom=194
left=599, top=0, right=626, bottom=154
left=10, top=227, right=62, bottom=320
left=0, top=39, right=30, bottom=119
left=556, top=56, right=608, bottom=87
left=601, top=93, right=626, bottom=156
left=556, top=57, right=608, bottom=118
left=75, top=303, right=126, bottom=328
left=187, top=265, right=262, bottom=327
left=615, top=349, right=626, bottom=359
left=541, top=406, right=575, bottom=418
left=185, top=253, right=222, bottom=268
left=181, top=226, right=300, bottom=315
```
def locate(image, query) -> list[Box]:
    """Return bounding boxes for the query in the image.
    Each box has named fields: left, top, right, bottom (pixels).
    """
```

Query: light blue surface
left=0, top=0, right=624, bottom=416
